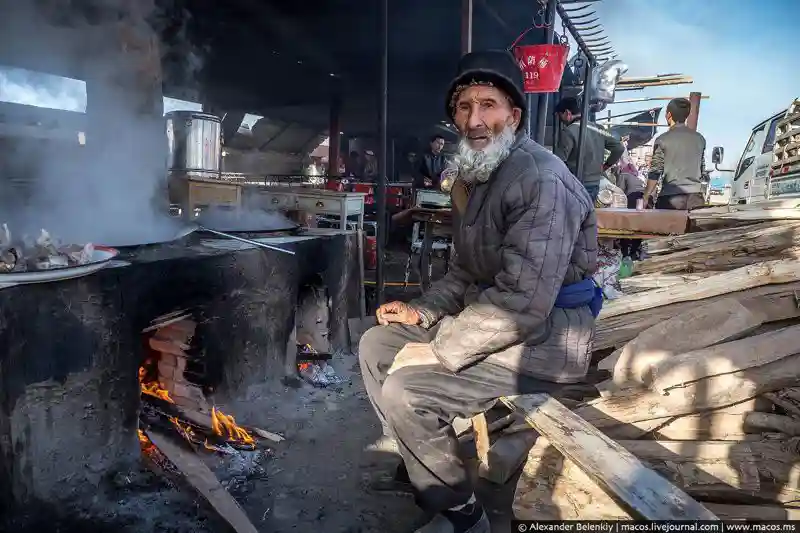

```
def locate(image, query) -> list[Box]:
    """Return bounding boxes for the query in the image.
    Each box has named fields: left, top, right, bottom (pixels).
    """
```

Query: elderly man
left=359, top=50, right=599, bottom=533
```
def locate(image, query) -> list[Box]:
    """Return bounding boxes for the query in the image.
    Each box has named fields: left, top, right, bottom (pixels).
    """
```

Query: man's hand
left=376, top=301, right=421, bottom=326
left=388, top=343, right=440, bottom=375
left=424, top=178, right=433, bottom=187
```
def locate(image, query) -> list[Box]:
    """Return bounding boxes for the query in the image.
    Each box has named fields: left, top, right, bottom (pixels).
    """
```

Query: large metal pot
left=165, top=111, right=221, bottom=179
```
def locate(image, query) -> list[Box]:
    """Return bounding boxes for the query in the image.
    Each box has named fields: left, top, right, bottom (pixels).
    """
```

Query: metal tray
left=0, top=245, right=119, bottom=285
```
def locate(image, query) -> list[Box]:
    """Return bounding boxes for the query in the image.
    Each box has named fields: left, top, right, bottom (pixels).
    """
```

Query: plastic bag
left=596, top=178, right=628, bottom=208
left=593, top=242, right=623, bottom=300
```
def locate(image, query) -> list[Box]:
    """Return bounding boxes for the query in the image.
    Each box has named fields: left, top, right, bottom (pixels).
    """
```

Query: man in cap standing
left=359, top=50, right=599, bottom=533
left=554, top=96, right=624, bottom=202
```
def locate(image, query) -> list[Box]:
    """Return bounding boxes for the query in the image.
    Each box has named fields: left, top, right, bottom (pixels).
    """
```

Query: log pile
left=515, top=208, right=800, bottom=521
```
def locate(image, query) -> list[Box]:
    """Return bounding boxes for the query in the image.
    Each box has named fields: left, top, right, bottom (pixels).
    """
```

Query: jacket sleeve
left=700, top=136, right=707, bottom=176
left=409, top=256, right=473, bottom=328
left=430, top=171, right=584, bottom=372
left=604, top=133, right=625, bottom=168
left=647, top=138, right=665, bottom=182
left=553, top=127, right=575, bottom=163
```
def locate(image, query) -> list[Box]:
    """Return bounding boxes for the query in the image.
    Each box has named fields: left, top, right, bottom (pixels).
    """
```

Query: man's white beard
left=452, top=125, right=516, bottom=183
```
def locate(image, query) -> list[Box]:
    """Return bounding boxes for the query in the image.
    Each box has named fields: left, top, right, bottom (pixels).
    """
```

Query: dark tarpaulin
left=611, top=107, right=662, bottom=150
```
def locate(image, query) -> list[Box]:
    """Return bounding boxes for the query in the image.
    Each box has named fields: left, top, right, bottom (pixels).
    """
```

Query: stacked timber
left=515, top=206, right=800, bottom=521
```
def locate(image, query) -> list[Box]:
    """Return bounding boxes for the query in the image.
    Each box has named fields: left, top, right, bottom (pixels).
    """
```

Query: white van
left=730, top=111, right=784, bottom=204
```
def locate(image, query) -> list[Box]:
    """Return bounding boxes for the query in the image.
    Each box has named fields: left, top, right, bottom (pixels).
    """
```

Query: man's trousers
left=358, top=323, right=563, bottom=513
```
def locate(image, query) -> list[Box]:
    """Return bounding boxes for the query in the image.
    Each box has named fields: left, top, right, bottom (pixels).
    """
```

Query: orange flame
left=139, top=358, right=174, bottom=403
left=169, top=416, right=196, bottom=443
left=298, top=344, right=316, bottom=372
left=210, top=407, right=256, bottom=449
left=138, top=429, right=157, bottom=456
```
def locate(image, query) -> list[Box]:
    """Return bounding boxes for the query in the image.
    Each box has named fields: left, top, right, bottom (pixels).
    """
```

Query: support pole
left=526, top=95, right=533, bottom=136
left=534, top=0, right=557, bottom=144
left=328, top=87, right=342, bottom=176
left=687, top=91, right=702, bottom=131
left=552, top=87, right=562, bottom=150
left=575, top=60, right=593, bottom=180
left=461, top=0, right=473, bottom=55
left=375, top=0, right=389, bottom=307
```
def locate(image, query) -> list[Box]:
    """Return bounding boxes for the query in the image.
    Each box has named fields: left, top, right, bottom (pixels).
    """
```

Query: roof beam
left=229, top=0, right=341, bottom=77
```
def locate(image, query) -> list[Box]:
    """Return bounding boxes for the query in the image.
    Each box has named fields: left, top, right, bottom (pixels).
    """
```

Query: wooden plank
left=514, top=438, right=632, bottom=520
left=705, top=504, right=800, bottom=520
left=619, top=273, right=712, bottom=293
left=635, top=222, right=800, bottom=274
left=647, top=325, right=800, bottom=394
left=515, top=440, right=800, bottom=520
left=690, top=209, right=800, bottom=221
left=146, top=431, right=259, bottom=533
left=574, top=354, right=800, bottom=431
left=600, top=259, right=800, bottom=320
left=647, top=221, right=795, bottom=254
left=595, top=282, right=800, bottom=351
left=500, top=394, right=718, bottom=520
left=471, top=413, right=490, bottom=466
left=603, top=298, right=764, bottom=388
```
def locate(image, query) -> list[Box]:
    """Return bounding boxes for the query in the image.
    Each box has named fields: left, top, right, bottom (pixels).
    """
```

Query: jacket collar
left=510, top=128, right=530, bottom=151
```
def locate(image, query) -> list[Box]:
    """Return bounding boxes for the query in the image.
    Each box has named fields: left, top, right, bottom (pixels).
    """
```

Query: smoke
left=196, top=206, right=298, bottom=233
left=0, top=0, right=206, bottom=247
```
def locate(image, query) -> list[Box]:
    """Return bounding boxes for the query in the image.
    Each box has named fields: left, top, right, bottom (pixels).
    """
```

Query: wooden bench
left=470, top=394, right=720, bottom=520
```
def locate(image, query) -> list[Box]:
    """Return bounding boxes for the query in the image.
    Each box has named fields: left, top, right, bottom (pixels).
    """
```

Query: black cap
left=445, top=50, right=527, bottom=125
left=555, top=96, right=581, bottom=115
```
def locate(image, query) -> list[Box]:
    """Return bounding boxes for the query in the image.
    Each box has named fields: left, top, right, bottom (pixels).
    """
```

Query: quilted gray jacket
left=410, top=132, right=598, bottom=383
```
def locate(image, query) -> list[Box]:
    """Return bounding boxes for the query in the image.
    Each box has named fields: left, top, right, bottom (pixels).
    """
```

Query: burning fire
left=138, top=428, right=157, bottom=456
left=139, top=358, right=173, bottom=403
left=211, top=407, right=256, bottom=449
left=298, top=344, right=315, bottom=372
left=169, top=416, right=196, bottom=443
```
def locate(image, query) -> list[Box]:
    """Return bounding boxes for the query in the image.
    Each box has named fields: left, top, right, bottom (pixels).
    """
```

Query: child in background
left=615, top=149, right=646, bottom=260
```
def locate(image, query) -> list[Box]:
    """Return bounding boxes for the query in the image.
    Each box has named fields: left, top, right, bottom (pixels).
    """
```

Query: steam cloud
left=0, top=0, right=205, bottom=246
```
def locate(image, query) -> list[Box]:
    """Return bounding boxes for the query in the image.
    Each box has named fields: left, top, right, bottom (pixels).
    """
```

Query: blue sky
left=582, top=0, right=800, bottom=165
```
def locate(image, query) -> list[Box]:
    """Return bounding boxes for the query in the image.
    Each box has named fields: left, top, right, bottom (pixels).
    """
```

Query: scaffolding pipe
left=575, top=59, right=593, bottom=179
left=534, top=0, right=557, bottom=144
left=375, top=0, right=388, bottom=307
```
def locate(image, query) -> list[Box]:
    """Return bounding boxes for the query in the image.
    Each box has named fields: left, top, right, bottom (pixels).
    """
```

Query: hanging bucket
left=513, top=44, right=569, bottom=93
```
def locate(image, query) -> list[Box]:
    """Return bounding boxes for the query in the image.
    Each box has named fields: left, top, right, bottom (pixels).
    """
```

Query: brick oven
left=0, top=231, right=360, bottom=521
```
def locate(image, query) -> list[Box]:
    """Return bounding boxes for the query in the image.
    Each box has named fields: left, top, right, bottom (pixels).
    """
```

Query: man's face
left=453, top=85, right=521, bottom=151
left=557, top=110, right=572, bottom=125
left=430, top=138, right=444, bottom=154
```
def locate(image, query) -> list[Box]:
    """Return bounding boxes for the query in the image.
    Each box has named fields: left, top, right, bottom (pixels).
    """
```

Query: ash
left=298, top=359, right=347, bottom=389
left=213, top=448, right=273, bottom=498
left=1, top=465, right=220, bottom=533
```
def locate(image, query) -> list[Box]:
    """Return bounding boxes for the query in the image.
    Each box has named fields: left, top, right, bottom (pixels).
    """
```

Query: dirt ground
left=220, top=348, right=520, bottom=533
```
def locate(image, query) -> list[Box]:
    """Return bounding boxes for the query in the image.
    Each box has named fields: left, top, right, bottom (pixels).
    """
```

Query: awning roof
left=160, top=0, right=555, bottom=137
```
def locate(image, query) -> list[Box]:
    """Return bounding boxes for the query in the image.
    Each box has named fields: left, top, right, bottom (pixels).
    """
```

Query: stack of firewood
left=514, top=205, right=800, bottom=521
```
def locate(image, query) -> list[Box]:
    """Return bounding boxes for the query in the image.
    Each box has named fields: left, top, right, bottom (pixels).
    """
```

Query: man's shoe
left=366, top=463, right=414, bottom=497
left=414, top=506, right=490, bottom=533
